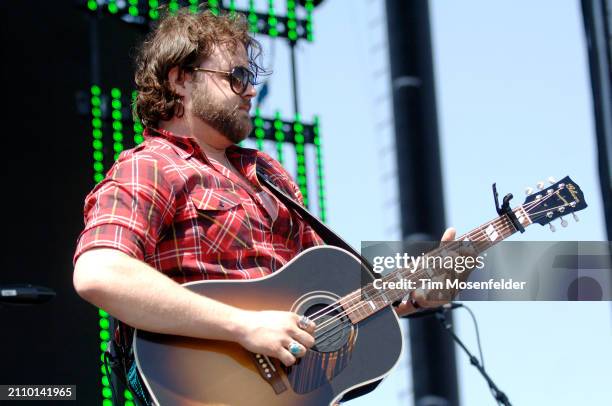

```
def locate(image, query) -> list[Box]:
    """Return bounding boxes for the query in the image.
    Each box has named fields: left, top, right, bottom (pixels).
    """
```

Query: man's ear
left=168, top=66, right=188, bottom=98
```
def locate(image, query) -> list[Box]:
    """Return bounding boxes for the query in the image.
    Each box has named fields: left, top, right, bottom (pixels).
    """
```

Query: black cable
left=462, top=305, right=485, bottom=370
left=437, top=308, right=512, bottom=406
left=103, top=349, right=121, bottom=406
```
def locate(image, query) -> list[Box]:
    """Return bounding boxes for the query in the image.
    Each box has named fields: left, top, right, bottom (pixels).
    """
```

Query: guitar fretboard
left=340, top=206, right=532, bottom=324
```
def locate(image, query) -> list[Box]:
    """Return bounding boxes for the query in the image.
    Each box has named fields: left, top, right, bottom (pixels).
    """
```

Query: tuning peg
left=548, top=176, right=556, bottom=184
left=549, top=223, right=556, bottom=232
left=525, top=187, right=533, bottom=195
left=560, top=217, right=568, bottom=227
left=537, top=181, right=545, bottom=190
left=572, top=213, right=579, bottom=222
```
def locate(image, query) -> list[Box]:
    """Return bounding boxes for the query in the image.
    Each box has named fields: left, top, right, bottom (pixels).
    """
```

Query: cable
left=462, top=305, right=485, bottom=370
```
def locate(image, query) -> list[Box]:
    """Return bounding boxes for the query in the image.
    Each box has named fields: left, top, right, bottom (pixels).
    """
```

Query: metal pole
left=385, top=1, right=460, bottom=405
left=581, top=0, right=612, bottom=240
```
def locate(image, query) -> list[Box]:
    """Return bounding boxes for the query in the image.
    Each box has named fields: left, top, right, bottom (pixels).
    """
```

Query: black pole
left=581, top=0, right=612, bottom=240
left=289, top=42, right=300, bottom=116
left=385, top=1, right=460, bottom=405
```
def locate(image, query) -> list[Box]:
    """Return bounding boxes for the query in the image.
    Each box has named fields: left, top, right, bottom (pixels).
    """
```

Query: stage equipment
left=581, top=0, right=612, bottom=240
left=385, top=0, right=458, bottom=404
left=0, top=284, right=55, bottom=305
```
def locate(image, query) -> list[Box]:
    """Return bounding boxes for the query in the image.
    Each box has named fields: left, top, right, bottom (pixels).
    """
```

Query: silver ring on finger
left=288, top=340, right=303, bottom=356
left=298, top=315, right=312, bottom=330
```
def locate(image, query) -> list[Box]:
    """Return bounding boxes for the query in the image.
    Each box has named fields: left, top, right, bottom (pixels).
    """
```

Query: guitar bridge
left=251, top=353, right=287, bottom=394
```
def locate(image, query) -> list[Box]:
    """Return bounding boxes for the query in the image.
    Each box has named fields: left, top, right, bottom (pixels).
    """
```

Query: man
left=73, top=8, right=455, bottom=405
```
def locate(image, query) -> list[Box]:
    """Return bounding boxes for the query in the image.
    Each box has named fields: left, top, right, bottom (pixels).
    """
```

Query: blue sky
left=242, top=0, right=612, bottom=404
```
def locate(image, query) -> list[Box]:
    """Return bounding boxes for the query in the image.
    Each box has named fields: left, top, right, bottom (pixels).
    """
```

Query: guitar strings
left=305, top=203, right=531, bottom=327
left=312, top=201, right=563, bottom=345
left=313, top=198, right=564, bottom=336
left=309, top=192, right=566, bottom=336
left=312, top=201, right=570, bottom=341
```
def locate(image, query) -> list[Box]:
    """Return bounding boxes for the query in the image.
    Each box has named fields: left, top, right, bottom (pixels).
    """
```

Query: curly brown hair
left=133, top=9, right=264, bottom=128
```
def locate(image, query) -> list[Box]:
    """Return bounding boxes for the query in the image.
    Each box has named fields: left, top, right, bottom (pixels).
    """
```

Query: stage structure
left=76, top=1, right=326, bottom=404
left=581, top=0, right=612, bottom=240
left=385, top=1, right=460, bottom=405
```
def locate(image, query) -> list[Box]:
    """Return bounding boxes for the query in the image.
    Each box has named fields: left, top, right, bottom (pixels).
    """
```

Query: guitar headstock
left=522, top=176, right=587, bottom=230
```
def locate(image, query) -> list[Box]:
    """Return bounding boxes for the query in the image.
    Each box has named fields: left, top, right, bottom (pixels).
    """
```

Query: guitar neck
left=340, top=206, right=533, bottom=324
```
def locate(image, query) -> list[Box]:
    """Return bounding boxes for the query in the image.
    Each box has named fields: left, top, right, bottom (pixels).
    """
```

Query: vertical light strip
left=149, top=0, right=159, bottom=20
left=189, top=0, right=199, bottom=14
left=248, top=0, right=258, bottom=33
left=111, top=88, right=124, bottom=161
left=286, top=0, right=297, bottom=42
left=99, top=308, right=112, bottom=405
left=128, top=0, right=139, bottom=16
left=268, top=0, right=278, bottom=37
left=293, top=113, right=308, bottom=207
left=132, top=91, right=144, bottom=145
left=313, top=116, right=326, bottom=222
left=91, top=85, right=104, bottom=184
left=274, top=111, right=284, bottom=164
left=254, top=108, right=265, bottom=150
left=305, top=0, right=314, bottom=42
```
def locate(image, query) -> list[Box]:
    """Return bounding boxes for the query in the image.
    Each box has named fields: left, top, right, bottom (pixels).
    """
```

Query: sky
left=241, top=0, right=612, bottom=404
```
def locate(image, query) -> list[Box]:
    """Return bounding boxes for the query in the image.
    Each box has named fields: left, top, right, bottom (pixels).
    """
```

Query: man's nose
left=243, top=81, right=257, bottom=99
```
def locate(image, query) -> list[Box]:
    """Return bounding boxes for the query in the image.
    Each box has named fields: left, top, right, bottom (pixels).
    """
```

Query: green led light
left=306, top=0, right=314, bottom=42
left=111, top=88, right=124, bottom=161
left=99, top=318, right=110, bottom=329
left=100, top=341, right=107, bottom=352
left=91, top=85, right=101, bottom=96
left=248, top=0, right=258, bottom=32
left=100, top=330, right=110, bottom=341
left=94, top=172, right=104, bottom=182
left=102, top=376, right=109, bottom=387
left=100, top=365, right=107, bottom=375
left=113, top=132, right=123, bottom=142
left=313, top=116, right=326, bottom=221
left=94, top=162, right=104, bottom=172
left=293, top=113, right=308, bottom=207
left=124, top=390, right=133, bottom=400
left=108, top=2, right=118, bottom=14
left=87, top=0, right=97, bottom=11
left=112, top=121, right=123, bottom=131
left=189, top=0, right=198, bottom=14
left=169, top=0, right=179, bottom=13
left=208, top=0, right=219, bottom=15
left=274, top=111, right=284, bottom=164
left=229, top=0, right=236, bottom=17
left=98, top=309, right=109, bottom=318
left=287, top=0, right=297, bottom=42
left=102, top=387, right=112, bottom=399
left=103, top=399, right=113, bottom=406
left=267, top=0, right=278, bottom=38
left=254, top=108, right=264, bottom=150
left=125, top=401, right=135, bottom=406
left=91, top=97, right=101, bottom=106
left=129, top=6, right=139, bottom=16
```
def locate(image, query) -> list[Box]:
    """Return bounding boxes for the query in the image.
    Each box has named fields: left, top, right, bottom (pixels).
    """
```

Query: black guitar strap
left=256, top=169, right=377, bottom=278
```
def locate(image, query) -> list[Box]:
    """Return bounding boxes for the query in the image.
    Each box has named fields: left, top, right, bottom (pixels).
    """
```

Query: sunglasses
left=187, top=65, right=257, bottom=96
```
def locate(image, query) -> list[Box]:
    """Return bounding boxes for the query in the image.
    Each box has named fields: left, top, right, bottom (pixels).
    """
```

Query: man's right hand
left=233, top=310, right=316, bottom=367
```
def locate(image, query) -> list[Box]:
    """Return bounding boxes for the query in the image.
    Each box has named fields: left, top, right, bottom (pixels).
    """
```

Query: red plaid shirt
left=74, top=128, right=324, bottom=282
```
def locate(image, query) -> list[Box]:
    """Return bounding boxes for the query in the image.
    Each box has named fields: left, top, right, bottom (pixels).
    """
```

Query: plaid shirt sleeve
left=73, top=152, right=176, bottom=264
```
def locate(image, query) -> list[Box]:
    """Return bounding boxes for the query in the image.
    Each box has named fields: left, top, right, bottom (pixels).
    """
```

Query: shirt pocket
left=188, top=186, right=254, bottom=253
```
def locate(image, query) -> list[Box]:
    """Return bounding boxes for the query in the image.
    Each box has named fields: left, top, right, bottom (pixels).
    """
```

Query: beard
left=191, top=84, right=253, bottom=144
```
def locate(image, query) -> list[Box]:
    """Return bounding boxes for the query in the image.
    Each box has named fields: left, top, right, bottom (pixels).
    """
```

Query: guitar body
left=134, top=246, right=404, bottom=406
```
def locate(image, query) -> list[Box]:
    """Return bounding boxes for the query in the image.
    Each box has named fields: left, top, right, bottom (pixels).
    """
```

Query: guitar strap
left=256, top=169, right=377, bottom=278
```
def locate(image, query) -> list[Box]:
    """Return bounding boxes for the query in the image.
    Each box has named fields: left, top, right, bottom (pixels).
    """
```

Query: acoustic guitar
left=134, top=176, right=586, bottom=405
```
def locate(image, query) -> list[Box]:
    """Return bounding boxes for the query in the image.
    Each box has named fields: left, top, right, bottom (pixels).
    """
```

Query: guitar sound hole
left=305, top=303, right=352, bottom=353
